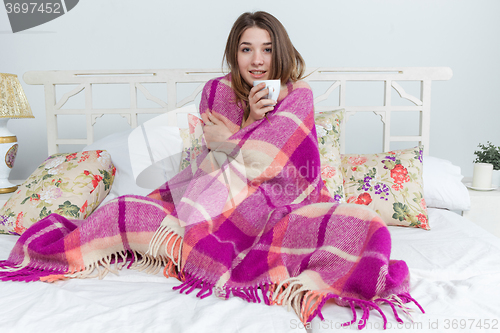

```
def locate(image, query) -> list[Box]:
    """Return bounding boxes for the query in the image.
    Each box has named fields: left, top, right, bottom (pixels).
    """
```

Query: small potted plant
left=474, top=141, right=500, bottom=186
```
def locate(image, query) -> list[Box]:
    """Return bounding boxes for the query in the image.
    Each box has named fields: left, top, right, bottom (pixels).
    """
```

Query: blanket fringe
left=152, top=267, right=424, bottom=331
left=10, top=222, right=185, bottom=283
left=0, top=263, right=61, bottom=282
left=146, top=224, right=183, bottom=273
left=0, top=248, right=174, bottom=283
left=168, top=273, right=422, bottom=330
left=265, top=277, right=424, bottom=330
left=299, top=291, right=425, bottom=330
left=171, top=273, right=214, bottom=299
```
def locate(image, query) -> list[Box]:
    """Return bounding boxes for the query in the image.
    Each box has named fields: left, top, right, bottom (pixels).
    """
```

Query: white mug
left=253, top=80, right=280, bottom=102
left=472, top=163, right=493, bottom=189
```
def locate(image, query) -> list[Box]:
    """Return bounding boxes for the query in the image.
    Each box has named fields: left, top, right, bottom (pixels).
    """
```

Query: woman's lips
left=250, top=70, right=266, bottom=79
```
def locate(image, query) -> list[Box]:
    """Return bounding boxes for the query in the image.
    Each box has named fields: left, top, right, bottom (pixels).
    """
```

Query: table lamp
left=0, top=73, right=34, bottom=193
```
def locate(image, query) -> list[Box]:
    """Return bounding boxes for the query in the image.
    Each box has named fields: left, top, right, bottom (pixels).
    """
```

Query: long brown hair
left=223, top=11, right=306, bottom=120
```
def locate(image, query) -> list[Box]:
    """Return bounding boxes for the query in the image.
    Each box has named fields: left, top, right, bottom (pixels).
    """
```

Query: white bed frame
left=23, top=67, right=452, bottom=156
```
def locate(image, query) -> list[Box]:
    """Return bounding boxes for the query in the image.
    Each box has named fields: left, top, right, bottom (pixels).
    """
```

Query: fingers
left=248, top=83, right=278, bottom=122
left=201, top=112, right=210, bottom=125
left=253, top=97, right=276, bottom=118
left=256, top=98, right=276, bottom=108
left=202, top=112, right=217, bottom=126
left=250, top=105, right=275, bottom=121
left=253, top=98, right=276, bottom=120
left=207, top=111, right=219, bottom=125
left=259, top=106, right=275, bottom=119
left=250, top=82, right=266, bottom=96
left=250, top=84, right=277, bottom=106
left=250, top=85, right=270, bottom=103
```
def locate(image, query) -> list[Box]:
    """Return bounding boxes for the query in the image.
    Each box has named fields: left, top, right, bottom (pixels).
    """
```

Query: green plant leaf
left=100, top=169, right=113, bottom=191
left=474, top=141, right=500, bottom=170
left=56, top=201, right=80, bottom=218
left=39, top=206, right=52, bottom=220
left=392, top=202, right=410, bottom=221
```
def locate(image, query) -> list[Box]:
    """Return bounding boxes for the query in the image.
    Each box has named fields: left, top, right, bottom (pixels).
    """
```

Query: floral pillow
left=315, top=109, right=345, bottom=203
left=340, top=146, right=429, bottom=230
left=179, top=114, right=205, bottom=171
left=0, top=150, right=115, bottom=235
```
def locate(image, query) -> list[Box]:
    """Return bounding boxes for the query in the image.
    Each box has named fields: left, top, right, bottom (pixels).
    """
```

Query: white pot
left=492, top=169, right=500, bottom=187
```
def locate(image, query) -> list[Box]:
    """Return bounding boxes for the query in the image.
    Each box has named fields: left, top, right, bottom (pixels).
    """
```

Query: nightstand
left=0, top=180, right=23, bottom=207
left=462, top=177, right=500, bottom=238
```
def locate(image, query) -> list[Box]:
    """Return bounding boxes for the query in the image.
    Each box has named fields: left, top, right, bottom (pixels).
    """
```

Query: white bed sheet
left=1, top=209, right=499, bottom=333
left=311, top=209, right=500, bottom=333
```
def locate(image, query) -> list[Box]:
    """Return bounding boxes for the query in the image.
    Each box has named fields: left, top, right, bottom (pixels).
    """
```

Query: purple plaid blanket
left=0, top=75, right=422, bottom=329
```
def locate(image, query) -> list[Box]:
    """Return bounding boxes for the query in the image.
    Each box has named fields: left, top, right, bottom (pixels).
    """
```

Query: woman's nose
left=252, top=53, right=264, bottom=66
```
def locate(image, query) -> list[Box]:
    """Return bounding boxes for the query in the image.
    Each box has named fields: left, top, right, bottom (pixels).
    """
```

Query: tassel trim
left=1, top=220, right=184, bottom=283
left=0, top=249, right=173, bottom=283
left=2, top=247, right=424, bottom=331
left=169, top=272, right=424, bottom=330
left=147, top=224, right=183, bottom=273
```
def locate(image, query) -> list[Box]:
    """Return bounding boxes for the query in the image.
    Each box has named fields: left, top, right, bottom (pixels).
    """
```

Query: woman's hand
left=201, top=111, right=233, bottom=150
left=242, top=82, right=276, bottom=128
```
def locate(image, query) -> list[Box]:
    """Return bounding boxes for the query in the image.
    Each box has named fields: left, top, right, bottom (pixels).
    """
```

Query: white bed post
left=338, top=80, right=347, bottom=154
left=85, top=83, right=94, bottom=148
left=383, top=80, right=392, bottom=152
left=420, top=80, right=432, bottom=155
left=130, top=83, right=139, bottom=128
left=45, top=83, right=58, bottom=156
left=167, top=80, right=176, bottom=112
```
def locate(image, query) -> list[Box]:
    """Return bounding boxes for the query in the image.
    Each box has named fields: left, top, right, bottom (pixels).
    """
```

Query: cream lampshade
left=0, top=73, right=34, bottom=193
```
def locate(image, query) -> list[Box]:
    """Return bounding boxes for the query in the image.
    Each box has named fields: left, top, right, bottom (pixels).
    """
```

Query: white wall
left=1, top=0, right=499, bottom=179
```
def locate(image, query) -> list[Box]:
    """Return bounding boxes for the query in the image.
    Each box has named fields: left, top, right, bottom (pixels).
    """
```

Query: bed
left=1, top=67, right=499, bottom=333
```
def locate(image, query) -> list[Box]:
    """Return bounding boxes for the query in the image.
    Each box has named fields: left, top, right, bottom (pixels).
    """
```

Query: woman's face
left=237, top=27, right=273, bottom=86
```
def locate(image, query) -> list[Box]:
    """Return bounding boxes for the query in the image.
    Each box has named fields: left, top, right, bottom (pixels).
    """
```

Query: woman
left=146, top=11, right=417, bottom=327
left=0, top=11, right=418, bottom=328
left=202, top=11, right=305, bottom=132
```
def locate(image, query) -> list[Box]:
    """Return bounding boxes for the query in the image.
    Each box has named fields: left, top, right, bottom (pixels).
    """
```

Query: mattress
left=1, top=208, right=499, bottom=333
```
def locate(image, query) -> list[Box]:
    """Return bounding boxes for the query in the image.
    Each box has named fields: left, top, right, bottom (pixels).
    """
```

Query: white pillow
left=84, top=107, right=190, bottom=204
left=128, top=113, right=184, bottom=190
left=423, top=156, right=470, bottom=211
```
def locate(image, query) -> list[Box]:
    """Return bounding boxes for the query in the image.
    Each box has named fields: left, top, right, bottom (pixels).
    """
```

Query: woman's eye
left=264, top=48, right=272, bottom=53
left=241, top=47, right=250, bottom=52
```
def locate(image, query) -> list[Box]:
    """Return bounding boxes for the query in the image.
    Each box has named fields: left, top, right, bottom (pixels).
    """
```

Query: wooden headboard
left=23, top=67, right=452, bottom=156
